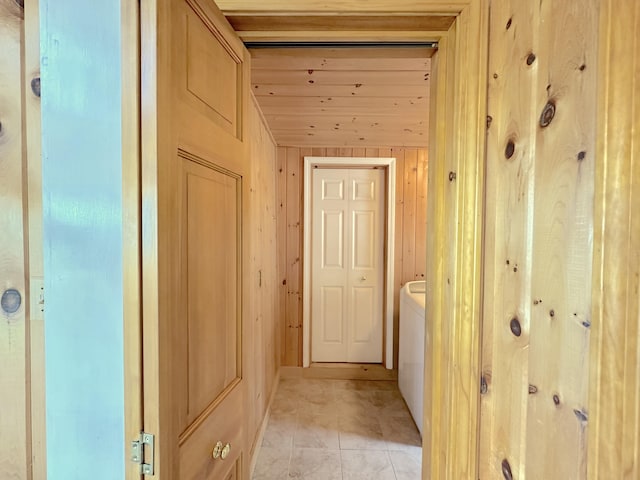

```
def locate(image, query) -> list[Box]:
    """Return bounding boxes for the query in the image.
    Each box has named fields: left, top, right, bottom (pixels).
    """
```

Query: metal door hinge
left=131, top=432, right=155, bottom=475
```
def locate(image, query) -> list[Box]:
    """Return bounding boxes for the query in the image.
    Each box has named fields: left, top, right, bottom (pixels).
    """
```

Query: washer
left=398, top=280, right=426, bottom=436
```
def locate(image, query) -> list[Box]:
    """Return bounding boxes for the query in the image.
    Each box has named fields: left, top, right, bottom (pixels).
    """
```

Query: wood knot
left=31, top=77, right=40, bottom=98
left=1, top=288, right=22, bottom=314
left=448, top=171, right=456, bottom=182
left=526, top=53, right=536, bottom=65
left=574, top=408, right=588, bottom=423
left=505, top=17, right=513, bottom=30
left=307, top=69, right=314, bottom=74
left=539, top=101, right=556, bottom=127
left=501, top=459, right=513, bottom=480
left=480, top=375, right=488, bottom=394
left=549, top=309, right=555, bottom=317
left=505, top=139, right=516, bottom=159
left=553, top=394, right=561, bottom=406
left=577, top=151, right=586, bottom=161
left=486, top=115, right=493, bottom=128
left=528, top=384, right=538, bottom=394
left=509, top=317, right=522, bottom=337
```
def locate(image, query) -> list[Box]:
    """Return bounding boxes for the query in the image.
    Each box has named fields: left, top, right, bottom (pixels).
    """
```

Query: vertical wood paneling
left=414, top=149, right=428, bottom=280
left=402, top=149, right=418, bottom=283
left=0, top=3, right=29, bottom=479
left=393, top=148, right=405, bottom=345
left=247, top=96, right=279, bottom=454
left=276, top=148, right=288, bottom=365
left=285, top=147, right=303, bottom=365
left=276, top=145, right=427, bottom=366
left=481, top=0, right=597, bottom=477
left=526, top=2, right=596, bottom=477
left=588, top=0, right=640, bottom=477
left=480, top=0, right=537, bottom=477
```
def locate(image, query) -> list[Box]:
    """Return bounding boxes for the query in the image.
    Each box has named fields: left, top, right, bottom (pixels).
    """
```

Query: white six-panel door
left=311, top=168, right=385, bottom=363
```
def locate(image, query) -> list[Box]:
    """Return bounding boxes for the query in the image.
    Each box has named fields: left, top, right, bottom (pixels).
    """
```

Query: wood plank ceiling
left=248, top=47, right=432, bottom=147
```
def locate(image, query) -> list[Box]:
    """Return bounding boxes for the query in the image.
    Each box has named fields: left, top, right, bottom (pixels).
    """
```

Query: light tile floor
left=252, top=377, right=422, bottom=480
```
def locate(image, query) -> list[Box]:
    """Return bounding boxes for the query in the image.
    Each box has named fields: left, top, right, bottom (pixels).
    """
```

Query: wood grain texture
left=0, top=1, right=28, bottom=478
left=588, top=0, right=640, bottom=478
left=23, top=0, right=45, bottom=478
left=479, top=0, right=537, bottom=477
left=422, top=1, right=488, bottom=478
left=480, top=0, right=597, bottom=478
left=228, top=14, right=455, bottom=32
left=218, top=0, right=470, bottom=14
left=250, top=48, right=430, bottom=148
left=276, top=146, right=427, bottom=368
left=246, top=93, right=279, bottom=460
left=122, top=1, right=142, bottom=479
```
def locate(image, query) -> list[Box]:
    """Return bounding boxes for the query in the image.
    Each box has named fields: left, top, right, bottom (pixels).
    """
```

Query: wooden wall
left=0, top=0, right=45, bottom=478
left=479, top=0, right=597, bottom=478
left=276, top=146, right=428, bottom=366
left=246, top=95, right=280, bottom=455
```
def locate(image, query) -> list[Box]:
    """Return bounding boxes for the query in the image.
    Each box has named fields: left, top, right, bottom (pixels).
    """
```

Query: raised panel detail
left=321, top=287, right=344, bottom=343
left=353, top=179, right=375, bottom=201
left=352, top=210, right=375, bottom=269
left=322, top=179, right=344, bottom=200
left=184, top=158, right=240, bottom=424
left=352, top=287, right=375, bottom=343
left=322, top=210, right=344, bottom=268
left=186, top=6, right=239, bottom=134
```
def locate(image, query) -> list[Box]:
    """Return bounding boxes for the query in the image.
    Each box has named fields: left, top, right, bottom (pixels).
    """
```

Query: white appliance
left=398, top=280, right=426, bottom=436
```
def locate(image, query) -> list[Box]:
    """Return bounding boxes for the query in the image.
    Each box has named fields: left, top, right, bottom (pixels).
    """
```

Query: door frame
left=125, top=1, right=489, bottom=479
left=302, top=157, right=396, bottom=369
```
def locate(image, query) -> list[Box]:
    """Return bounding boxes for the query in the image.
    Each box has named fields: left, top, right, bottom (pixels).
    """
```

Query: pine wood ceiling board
left=252, top=69, right=430, bottom=86
left=264, top=115, right=426, bottom=131
left=260, top=95, right=429, bottom=108
left=227, top=14, right=455, bottom=31
left=252, top=83, right=429, bottom=97
left=258, top=105, right=426, bottom=117
left=271, top=133, right=428, bottom=148
left=250, top=48, right=433, bottom=69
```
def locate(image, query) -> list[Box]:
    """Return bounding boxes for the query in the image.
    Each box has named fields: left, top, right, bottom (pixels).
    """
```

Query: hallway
left=252, top=377, right=422, bottom=479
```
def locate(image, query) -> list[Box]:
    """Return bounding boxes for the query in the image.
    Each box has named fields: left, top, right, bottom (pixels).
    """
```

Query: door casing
left=303, top=157, right=396, bottom=368
left=125, top=1, right=489, bottom=479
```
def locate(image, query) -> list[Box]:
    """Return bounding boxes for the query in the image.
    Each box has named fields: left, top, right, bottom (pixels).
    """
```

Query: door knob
left=361, top=276, right=367, bottom=281
left=221, top=443, right=231, bottom=460
left=212, top=441, right=223, bottom=459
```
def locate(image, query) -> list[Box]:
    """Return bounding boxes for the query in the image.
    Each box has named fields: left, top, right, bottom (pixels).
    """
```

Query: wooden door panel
left=181, top=155, right=241, bottom=426
left=142, top=0, right=250, bottom=476
left=179, top=382, right=244, bottom=479
left=184, top=3, right=241, bottom=136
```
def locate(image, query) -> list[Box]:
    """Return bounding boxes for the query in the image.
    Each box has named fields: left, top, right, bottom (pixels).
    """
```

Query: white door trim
left=303, top=156, right=396, bottom=369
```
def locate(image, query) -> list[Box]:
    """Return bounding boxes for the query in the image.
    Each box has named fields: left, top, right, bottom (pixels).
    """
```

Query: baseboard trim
left=249, top=368, right=281, bottom=477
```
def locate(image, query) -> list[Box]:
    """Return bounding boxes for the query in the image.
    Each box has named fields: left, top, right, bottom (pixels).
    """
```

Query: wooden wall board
left=247, top=94, right=280, bottom=458
left=0, top=2, right=29, bottom=478
left=479, top=0, right=537, bottom=477
left=480, top=0, right=597, bottom=478
left=588, top=0, right=640, bottom=477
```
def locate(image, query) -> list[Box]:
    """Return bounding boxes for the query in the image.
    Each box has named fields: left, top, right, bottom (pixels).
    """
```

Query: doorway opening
left=302, top=157, right=397, bottom=368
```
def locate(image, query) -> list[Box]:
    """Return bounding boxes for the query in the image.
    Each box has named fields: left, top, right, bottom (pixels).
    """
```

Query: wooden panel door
left=141, top=0, right=250, bottom=478
left=311, top=168, right=384, bottom=363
